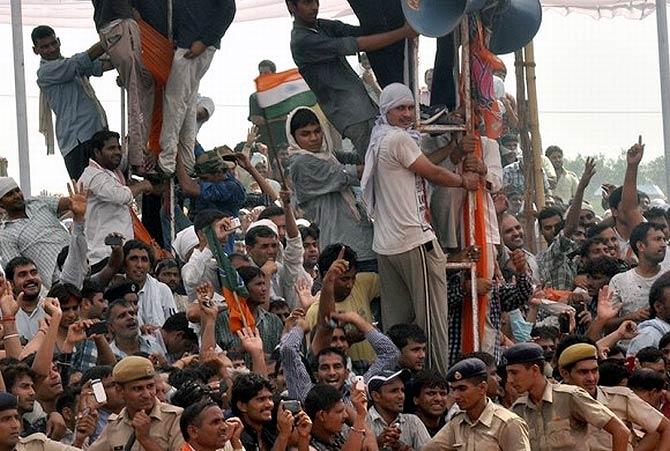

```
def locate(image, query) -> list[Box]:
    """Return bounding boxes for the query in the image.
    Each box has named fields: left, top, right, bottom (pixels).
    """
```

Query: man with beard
left=4, top=257, right=47, bottom=341
left=106, top=300, right=164, bottom=360
left=557, top=342, right=670, bottom=451
left=366, top=369, right=431, bottom=450
left=89, top=356, right=184, bottom=450
left=154, top=259, right=189, bottom=313
left=78, top=130, right=153, bottom=266
left=299, top=225, right=321, bottom=288
left=500, top=213, right=539, bottom=283
left=423, top=358, right=530, bottom=451
left=609, top=222, right=669, bottom=328
left=230, top=374, right=276, bottom=451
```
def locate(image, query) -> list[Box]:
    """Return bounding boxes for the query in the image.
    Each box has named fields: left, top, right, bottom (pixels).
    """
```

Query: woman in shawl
left=286, top=107, right=376, bottom=271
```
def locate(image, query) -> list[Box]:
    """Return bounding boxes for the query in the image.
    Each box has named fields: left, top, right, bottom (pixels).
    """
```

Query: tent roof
left=0, top=0, right=661, bottom=28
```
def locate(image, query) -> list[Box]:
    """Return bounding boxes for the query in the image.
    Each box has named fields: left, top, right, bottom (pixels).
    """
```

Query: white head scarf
left=0, top=177, right=19, bottom=199
left=361, top=83, right=422, bottom=217
left=172, top=226, right=198, bottom=262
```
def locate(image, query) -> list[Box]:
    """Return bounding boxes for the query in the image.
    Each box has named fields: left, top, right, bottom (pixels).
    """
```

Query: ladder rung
left=418, top=124, right=468, bottom=133
left=445, top=262, right=476, bottom=269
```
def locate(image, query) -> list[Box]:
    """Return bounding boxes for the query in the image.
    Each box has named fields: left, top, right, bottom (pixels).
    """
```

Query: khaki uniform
left=511, top=382, right=621, bottom=451
left=88, top=400, right=184, bottom=451
left=589, top=385, right=664, bottom=451
left=15, top=433, right=80, bottom=451
left=423, top=399, right=531, bottom=451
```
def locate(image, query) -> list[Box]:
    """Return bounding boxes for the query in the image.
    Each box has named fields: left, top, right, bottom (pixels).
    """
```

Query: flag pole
left=166, top=0, right=177, bottom=246
left=260, top=108, right=288, bottom=189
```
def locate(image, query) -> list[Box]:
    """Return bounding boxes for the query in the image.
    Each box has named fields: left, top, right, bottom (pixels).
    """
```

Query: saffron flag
left=254, top=69, right=317, bottom=120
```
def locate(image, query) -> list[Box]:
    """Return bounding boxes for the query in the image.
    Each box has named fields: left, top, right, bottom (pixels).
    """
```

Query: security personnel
left=89, top=356, right=184, bottom=451
left=423, top=358, right=531, bottom=451
left=0, top=392, right=79, bottom=450
left=557, top=342, right=670, bottom=451
left=504, top=342, right=631, bottom=451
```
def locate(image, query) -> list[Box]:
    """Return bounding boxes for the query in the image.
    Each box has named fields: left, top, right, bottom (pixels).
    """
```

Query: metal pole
left=656, top=0, right=670, bottom=198
left=10, top=0, right=31, bottom=196
left=120, top=87, right=126, bottom=139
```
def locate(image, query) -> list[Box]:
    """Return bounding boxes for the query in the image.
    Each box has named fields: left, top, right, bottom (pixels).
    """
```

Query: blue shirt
left=194, top=173, right=246, bottom=216
left=37, top=52, right=105, bottom=156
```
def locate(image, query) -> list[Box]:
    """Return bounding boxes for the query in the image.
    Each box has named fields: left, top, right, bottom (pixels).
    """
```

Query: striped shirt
left=0, top=197, right=69, bottom=288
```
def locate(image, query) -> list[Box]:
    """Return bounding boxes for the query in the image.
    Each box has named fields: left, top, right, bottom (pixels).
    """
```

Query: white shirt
left=610, top=266, right=670, bottom=316
left=137, top=275, right=177, bottom=327
left=372, top=130, right=436, bottom=255
left=16, top=303, right=46, bottom=342
left=78, top=160, right=134, bottom=264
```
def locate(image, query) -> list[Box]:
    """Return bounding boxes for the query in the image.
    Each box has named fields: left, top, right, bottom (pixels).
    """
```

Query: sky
left=0, top=7, right=666, bottom=195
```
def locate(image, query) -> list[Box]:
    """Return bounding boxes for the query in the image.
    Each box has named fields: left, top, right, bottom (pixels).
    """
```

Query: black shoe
left=420, top=104, right=447, bottom=124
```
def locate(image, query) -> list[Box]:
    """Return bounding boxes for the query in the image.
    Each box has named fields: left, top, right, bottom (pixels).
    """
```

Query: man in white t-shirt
left=361, top=83, right=480, bottom=374
left=609, top=222, right=669, bottom=326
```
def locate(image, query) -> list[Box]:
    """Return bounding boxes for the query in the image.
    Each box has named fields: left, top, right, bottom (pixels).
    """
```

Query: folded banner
left=254, top=68, right=317, bottom=120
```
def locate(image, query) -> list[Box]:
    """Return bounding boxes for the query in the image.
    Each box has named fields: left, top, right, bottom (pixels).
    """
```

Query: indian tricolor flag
left=255, top=69, right=317, bottom=120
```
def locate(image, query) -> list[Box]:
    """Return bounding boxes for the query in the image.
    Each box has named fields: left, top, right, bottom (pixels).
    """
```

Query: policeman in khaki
left=423, top=358, right=531, bottom=451
left=0, top=392, right=80, bottom=451
left=504, top=343, right=631, bottom=451
left=557, top=343, right=670, bottom=451
left=89, top=356, right=185, bottom=451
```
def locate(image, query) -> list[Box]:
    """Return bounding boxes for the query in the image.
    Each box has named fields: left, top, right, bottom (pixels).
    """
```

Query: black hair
left=636, top=346, right=664, bottom=364
left=649, top=271, right=670, bottom=318
left=231, top=373, right=274, bottom=416
left=608, top=345, right=625, bottom=357
left=628, top=368, right=665, bottom=391
left=598, top=361, right=629, bottom=387
left=55, top=386, right=80, bottom=415
left=659, top=331, right=670, bottom=350
left=154, top=259, right=179, bottom=276
left=258, top=59, right=276, bottom=73
left=123, top=240, right=154, bottom=266
left=299, top=225, right=320, bottom=242
left=4, top=256, right=37, bottom=281
left=168, top=367, right=207, bottom=390
left=81, top=279, right=103, bottom=300
left=645, top=207, right=668, bottom=222
left=90, top=130, right=120, bottom=156
left=458, top=351, right=495, bottom=368
left=408, top=370, right=449, bottom=402
left=304, top=384, right=343, bottom=421
left=530, top=325, right=560, bottom=341
left=387, top=323, right=427, bottom=349
left=237, top=266, right=264, bottom=286
left=586, top=222, right=615, bottom=239
left=314, top=347, right=347, bottom=370
left=545, top=145, right=563, bottom=158
left=162, top=312, right=198, bottom=342
left=80, top=365, right=113, bottom=385
left=609, top=186, right=641, bottom=211
left=579, top=236, right=609, bottom=258
left=290, top=108, right=321, bottom=139
left=31, top=25, right=55, bottom=44
left=3, top=364, right=36, bottom=392
left=229, top=253, right=251, bottom=266
left=56, top=246, right=68, bottom=271
left=193, top=209, right=227, bottom=233
left=258, top=205, right=284, bottom=220
left=582, top=256, right=621, bottom=279
left=536, top=206, right=564, bottom=229
left=245, top=226, right=277, bottom=247
left=630, top=222, right=665, bottom=258
left=318, top=244, right=357, bottom=278
left=554, top=335, right=596, bottom=370
left=46, top=282, right=82, bottom=305
left=180, top=400, right=217, bottom=440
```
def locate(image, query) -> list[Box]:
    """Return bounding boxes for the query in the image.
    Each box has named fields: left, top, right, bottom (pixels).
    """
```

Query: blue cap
left=447, top=358, right=488, bottom=382
left=503, top=342, right=545, bottom=365
left=0, top=392, right=18, bottom=412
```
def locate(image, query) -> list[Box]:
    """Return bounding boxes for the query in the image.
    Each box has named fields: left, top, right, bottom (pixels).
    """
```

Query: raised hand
left=43, top=297, right=62, bottom=320
left=510, top=248, right=528, bottom=274
left=67, top=180, right=88, bottom=223
left=578, top=157, right=596, bottom=189
left=596, top=286, right=621, bottom=321
left=276, top=403, right=294, bottom=437
left=324, top=247, right=349, bottom=286
left=237, top=327, right=264, bottom=354
left=246, top=125, right=259, bottom=147
left=66, top=320, right=94, bottom=346
left=294, top=277, right=315, bottom=309
left=616, top=320, right=638, bottom=340
left=295, top=411, right=313, bottom=439
left=0, top=281, right=19, bottom=318
left=214, top=217, right=236, bottom=243
left=627, top=137, right=644, bottom=166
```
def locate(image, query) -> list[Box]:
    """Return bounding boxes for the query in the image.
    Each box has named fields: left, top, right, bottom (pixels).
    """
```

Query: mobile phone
left=558, top=313, right=570, bottom=334
left=104, top=235, right=123, bottom=246
left=86, top=321, right=108, bottom=337
left=283, top=400, right=302, bottom=414
left=229, top=217, right=241, bottom=230
left=353, top=376, right=366, bottom=392
left=91, top=379, right=107, bottom=404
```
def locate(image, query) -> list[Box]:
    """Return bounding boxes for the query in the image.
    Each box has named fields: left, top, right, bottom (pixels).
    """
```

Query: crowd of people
left=2, top=0, right=670, bottom=450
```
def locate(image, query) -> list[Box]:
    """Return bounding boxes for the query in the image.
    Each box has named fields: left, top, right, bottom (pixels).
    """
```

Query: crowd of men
left=2, top=0, right=670, bottom=450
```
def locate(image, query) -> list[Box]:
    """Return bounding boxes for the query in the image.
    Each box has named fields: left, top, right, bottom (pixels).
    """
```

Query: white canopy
left=0, top=0, right=663, bottom=28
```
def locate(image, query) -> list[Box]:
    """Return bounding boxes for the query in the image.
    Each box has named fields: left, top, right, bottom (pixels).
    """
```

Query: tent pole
left=656, top=0, right=670, bottom=198
left=10, top=0, right=31, bottom=195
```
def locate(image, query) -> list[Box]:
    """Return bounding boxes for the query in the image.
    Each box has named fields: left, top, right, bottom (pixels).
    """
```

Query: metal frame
left=410, top=16, right=480, bottom=354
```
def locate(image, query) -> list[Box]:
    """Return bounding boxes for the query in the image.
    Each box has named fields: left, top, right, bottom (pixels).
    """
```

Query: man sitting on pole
left=287, top=0, right=416, bottom=161
left=361, top=83, right=481, bottom=375
left=33, top=25, right=110, bottom=181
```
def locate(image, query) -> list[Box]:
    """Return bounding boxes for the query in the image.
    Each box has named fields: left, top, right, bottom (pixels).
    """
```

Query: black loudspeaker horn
left=488, top=0, right=542, bottom=54
left=401, top=0, right=466, bottom=38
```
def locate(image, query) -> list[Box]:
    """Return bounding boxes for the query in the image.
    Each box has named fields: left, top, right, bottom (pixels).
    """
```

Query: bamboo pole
left=514, top=50, right=537, bottom=254
left=524, top=42, right=545, bottom=213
